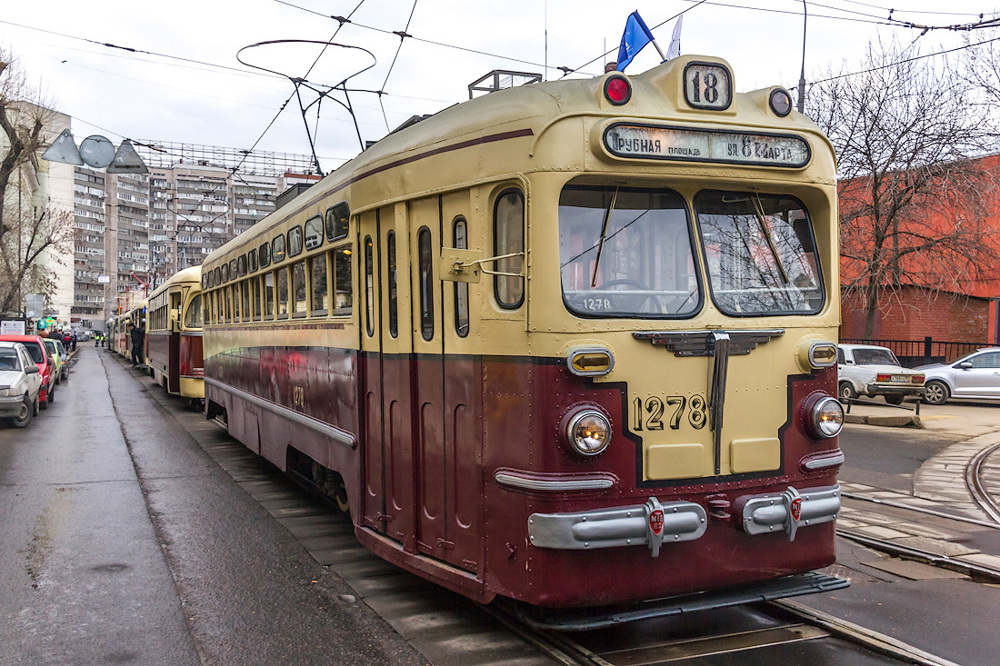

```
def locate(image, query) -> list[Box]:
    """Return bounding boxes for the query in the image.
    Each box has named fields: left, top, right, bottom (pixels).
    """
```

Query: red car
left=0, top=334, right=55, bottom=409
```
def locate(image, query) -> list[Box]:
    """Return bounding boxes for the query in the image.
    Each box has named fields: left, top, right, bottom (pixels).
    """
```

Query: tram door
left=360, top=204, right=417, bottom=549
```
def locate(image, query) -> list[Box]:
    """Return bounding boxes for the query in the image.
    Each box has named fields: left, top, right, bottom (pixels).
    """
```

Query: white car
left=0, top=341, right=42, bottom=428
left=916, top=347, right=1000, bottom=405
left=837, top=343, right=925, bottom=405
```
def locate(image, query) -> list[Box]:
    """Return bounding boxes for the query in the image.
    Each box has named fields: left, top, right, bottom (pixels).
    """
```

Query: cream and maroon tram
left=201, top=55, right=846, bottom=622
left=147, top=266, right=204, bottom=400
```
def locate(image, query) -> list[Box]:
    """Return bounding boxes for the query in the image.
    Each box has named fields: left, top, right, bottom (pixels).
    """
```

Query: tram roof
left=206, top=54, right=832, bottom=266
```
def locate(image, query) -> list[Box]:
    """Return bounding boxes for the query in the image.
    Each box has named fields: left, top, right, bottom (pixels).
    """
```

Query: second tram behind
left=146, top=266, right=205, bottom=400
left=198, top=55, right=846, bottom=620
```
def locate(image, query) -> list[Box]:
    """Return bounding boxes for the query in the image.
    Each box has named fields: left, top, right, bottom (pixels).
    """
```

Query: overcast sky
left=1, top=1, right=995, bottom=174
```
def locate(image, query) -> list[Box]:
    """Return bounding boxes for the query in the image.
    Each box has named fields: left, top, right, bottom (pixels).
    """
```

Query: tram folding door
left=359, top=195, right=481, bottom=575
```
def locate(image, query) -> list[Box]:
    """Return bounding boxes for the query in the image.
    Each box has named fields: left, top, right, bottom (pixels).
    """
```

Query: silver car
left=917, top=347, right=1000, bottom=405
left=0, top=341, right=42, bottom=428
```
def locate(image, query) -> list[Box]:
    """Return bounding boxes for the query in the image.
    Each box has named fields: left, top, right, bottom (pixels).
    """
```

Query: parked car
left=0, top=341, right=42, bottom=428
left=42, top=338, right=66, bottom=384
left=916, top=347, right=1000, bottom=405
left=0, top=334, right=55, bottom=409
left=837, top=344, right=925, bottom=405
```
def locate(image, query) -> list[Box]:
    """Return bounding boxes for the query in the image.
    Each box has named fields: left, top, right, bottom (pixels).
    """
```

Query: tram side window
left=694, top=190, right=823, bottom=316
left=250, top=276, right=261, bottom=320
left=333, top=247, right=353, bottom=314
left=264, top=272, right=275, bottom=318
left=229, top=259, right=238, bottom=282
left=494, top=189, right=524, bottom=309
left=259, top=242, right=271, bottom=268
left=387, top=231, right=398, bottom=338
left=326, top=202, right=350, bottom=242
left=364, top=236, right=374, bottom=337
left=277, top=267, right=289, bottom=318
left=225, top=287, right=233, bottom=323
left=292, top=261, right=307, bottom=317
left=305, top=215, right=323, bottom=251
left=241, top=279, right=251, bottom=321
left=418, top=227, right=434, bottom=340
left=453, top=218, right=469, bottom=337
left=288, top=226, right=304, bottom=258
left=272, top=234, right=286, bottom=263
left=249, top=248, right=258, bottom=273
left=185, top=295, right=203, bottom=329
left=238, top=254, right=248, bottom=277
left=311, top=254, right=328, bottom=315
left=214, top=267, right=223, bottom=286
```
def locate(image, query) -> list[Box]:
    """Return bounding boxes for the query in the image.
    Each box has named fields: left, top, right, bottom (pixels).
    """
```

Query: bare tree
left=0, top=48, right=73, bottom=315
left=807, top=40, right=1000, bottom=339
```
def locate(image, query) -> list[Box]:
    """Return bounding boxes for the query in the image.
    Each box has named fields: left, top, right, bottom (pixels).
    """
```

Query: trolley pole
left=798, top=0, right=808, bottom=113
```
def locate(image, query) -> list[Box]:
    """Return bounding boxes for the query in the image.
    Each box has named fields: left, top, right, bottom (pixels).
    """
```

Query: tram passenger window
left=694, top=190, right=823, bottom=315
left=185, top=295, right=203, bottom=329
left=288, top=226, right=303, bottom=258
left=259, top=242, right=271, bottom=268
left=221, top=264, right=230, bottom=283
left=418, top=227, right=434, bottom=340
left=305, top=215, right=323, bottom=251
left=494, top=189, right=524, bottom=309
left=250, top=277, right=261, bottom=320
left=229, top=259, right=238, bottom=281
left=214, top=267, right=222, bottom=286
left=272, top=235, right=286, bottom=263
left=333, top=247, right=353, bottom=314
left=326, top=202, right=350, bottom=242
left=241, top=280, right=251, bottom=321
left=225, top=288, right=233, bottom=323
left=453, top=218, right=469, bottom=337
left=249, top=249, right=258, bottom=273
left=277, top=268, right=289, bottom=318
left=387, top=231, right=398, bottom=338
left=292, top=261, right=307, bottom=317
left=264, top=272, right=275, bottom=318
left=559, top=185, right=700, bottom=318
left=364, top=236, right=374, bottom=337
left=311, top=254, right=328, bottom=315
left=238, top=255, right=248, bottom=277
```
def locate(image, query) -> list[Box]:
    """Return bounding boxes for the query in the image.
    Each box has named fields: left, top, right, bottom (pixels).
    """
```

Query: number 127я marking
left=633, top=395, right=708, bottom=431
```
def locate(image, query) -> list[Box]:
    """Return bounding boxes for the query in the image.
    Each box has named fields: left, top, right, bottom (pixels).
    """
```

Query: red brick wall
left=840, top=286, right=990, bottom=342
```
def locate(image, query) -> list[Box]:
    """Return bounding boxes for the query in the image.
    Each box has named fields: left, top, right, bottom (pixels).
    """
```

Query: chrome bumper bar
left=740, top=484, right=841, bottom=541
left=528, top=497, right=708, bottom=557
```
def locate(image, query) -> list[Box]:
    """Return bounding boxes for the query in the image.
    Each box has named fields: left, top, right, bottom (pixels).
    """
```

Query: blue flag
left=616, top=11, right=655, bottom=72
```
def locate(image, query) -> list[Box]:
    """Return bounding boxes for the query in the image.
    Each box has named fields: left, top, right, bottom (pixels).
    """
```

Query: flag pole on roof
left=615, top=10, right=665, bottom=71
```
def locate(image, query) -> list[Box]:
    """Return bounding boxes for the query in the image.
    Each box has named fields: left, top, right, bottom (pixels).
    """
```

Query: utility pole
left=798, top=0, right=808, bottom=113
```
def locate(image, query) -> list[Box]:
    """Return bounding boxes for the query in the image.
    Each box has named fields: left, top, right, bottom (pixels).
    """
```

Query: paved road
left=0, top=347, right=426, bottom=665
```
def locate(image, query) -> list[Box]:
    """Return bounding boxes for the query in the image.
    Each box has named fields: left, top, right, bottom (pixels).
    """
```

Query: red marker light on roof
left=604, top=75, right=631, bottom=105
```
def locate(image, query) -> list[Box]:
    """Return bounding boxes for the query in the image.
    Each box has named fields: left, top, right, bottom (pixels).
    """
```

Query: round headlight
left=565, top=409, right=612, bottom=456
left=810, top=396, right=844, bottom=439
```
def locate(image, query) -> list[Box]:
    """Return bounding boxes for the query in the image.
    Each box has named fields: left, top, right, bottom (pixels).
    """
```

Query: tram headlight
left=805, top=395, right=844, bottom=440
left=563, top=408, right=612, bottom=456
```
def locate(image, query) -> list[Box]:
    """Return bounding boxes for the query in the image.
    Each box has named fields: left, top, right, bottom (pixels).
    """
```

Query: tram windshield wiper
left=590, top=186, right=619, bottom=288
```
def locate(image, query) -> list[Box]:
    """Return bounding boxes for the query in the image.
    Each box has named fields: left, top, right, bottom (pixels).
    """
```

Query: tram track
left=965, top=440, right=1000, bottom=525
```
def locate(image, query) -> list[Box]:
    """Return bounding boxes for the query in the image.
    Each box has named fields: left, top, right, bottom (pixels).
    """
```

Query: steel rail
left=841, top=491, right=1000, bottom=530
left=838, top=528, right=1000, bottom=583
left=769, top=599, right=962, bottom=666
left=965, top=440, right=1000, bottom=525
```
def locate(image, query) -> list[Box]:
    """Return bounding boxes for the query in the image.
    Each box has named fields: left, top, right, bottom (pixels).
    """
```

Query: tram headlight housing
left=804, top=395, right=844, bottom=440
left=562, top=408, right=612, bottom=456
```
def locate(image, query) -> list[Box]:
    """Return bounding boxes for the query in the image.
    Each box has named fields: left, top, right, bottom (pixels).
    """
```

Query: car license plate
left=891, top=375, right=908, bottom=383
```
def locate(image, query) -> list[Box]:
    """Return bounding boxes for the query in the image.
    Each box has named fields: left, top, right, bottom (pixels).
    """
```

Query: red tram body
left=199, top=55, right=846, bottom=621
left=146, top=266, right=204, bottom=400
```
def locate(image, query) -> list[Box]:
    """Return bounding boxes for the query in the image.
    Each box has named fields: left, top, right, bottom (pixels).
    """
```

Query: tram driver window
left=494, top=189, right=524, bottom=309
left=694, top=190, right=824, bottom=316
left=559, top=185, right=700, bottom=318
left=333, top=247, right=353, bottom=314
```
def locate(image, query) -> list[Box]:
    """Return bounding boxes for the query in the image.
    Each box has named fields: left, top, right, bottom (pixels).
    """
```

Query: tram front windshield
left=558, top=185, right=824, bottom=318
left=559, top=186, right=700, bottom=318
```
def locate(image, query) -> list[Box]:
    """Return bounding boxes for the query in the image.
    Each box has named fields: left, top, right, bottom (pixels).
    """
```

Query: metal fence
left=839, top=337, right=989, bottom=368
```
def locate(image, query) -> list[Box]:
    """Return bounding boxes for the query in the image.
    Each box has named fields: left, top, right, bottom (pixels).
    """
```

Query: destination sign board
left=603, top=123, right=811, bottom=168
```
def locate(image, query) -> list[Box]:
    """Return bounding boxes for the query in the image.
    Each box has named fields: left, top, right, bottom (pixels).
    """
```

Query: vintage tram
left=146, top=266, right=205, bottom=400
left=200, top=54, right=846, bottom=621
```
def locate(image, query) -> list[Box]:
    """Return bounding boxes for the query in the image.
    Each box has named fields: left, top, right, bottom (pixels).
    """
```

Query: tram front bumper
left=737, top=484, right=841, bottom=541
left=528, top=497, right=708, bottom=557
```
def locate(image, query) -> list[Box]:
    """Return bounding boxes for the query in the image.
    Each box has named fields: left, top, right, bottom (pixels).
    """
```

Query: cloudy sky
left=1, top=1, right=994, bottom=174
